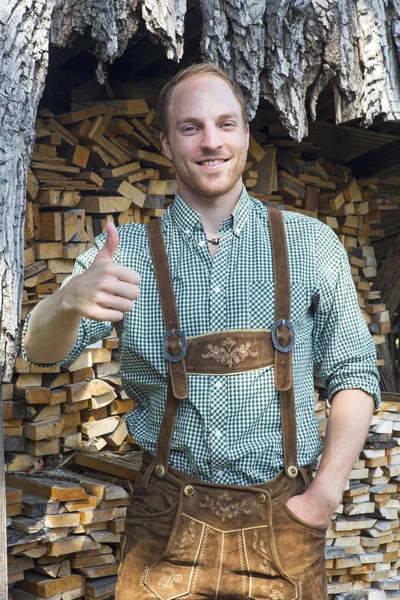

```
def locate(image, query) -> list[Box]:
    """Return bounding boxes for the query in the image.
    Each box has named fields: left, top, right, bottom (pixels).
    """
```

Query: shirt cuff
left=328, top=376, right=381, bottom=412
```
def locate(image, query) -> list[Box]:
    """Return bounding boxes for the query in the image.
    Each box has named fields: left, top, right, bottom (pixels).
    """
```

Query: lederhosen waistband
left=143, top=206, right=298, bottom=488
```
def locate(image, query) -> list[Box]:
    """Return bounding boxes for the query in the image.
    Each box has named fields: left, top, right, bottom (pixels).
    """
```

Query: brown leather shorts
left=115, top=452, right=328, bottom=600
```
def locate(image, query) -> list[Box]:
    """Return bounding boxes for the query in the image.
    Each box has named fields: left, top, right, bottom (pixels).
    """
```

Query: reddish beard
left=174, top=153, right=247, bottom=198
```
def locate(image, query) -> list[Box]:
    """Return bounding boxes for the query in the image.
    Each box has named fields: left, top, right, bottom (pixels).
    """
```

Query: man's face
left=160, top=75, right=249, bottom=200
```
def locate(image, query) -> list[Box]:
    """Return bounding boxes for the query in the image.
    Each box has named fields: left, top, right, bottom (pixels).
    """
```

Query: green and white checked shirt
left=22, top=188, right=381, bottom=485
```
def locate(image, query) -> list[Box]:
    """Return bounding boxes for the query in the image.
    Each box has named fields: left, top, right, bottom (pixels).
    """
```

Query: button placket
left=208, top=230, right=231, bottom=479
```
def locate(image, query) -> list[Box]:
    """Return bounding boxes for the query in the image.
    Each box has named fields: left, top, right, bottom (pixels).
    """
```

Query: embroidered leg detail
left=238, top=531, right=247, bottom=597
left=191, top=526, right=209, bottom=596
left=215, top=532, right=225, bottom=599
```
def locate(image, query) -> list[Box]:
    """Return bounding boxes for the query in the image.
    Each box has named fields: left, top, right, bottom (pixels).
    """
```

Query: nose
left=200, top=124, right=223, bottom=152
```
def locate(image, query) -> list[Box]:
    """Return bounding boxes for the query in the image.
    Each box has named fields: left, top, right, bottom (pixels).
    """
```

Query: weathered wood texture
left=0, top=1, right=55, bottom=382
left=50, top=0, right=140, bottom=66
left=200, top=1, right=400, bottom=140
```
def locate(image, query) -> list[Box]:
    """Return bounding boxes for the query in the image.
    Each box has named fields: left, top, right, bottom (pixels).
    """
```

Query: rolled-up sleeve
left=312, top=223, right=381, bottom=410
left=21, top=232, right=114, bottom=367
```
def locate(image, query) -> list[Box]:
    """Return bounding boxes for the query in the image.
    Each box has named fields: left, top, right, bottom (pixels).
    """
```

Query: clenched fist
left=63, top=222, right=141, bottom=322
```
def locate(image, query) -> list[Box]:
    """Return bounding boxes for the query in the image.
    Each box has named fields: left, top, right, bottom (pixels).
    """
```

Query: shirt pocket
left=248, top=279, right=310, bottom=330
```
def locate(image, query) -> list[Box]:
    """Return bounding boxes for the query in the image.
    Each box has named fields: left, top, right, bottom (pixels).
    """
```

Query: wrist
left=58, top=279, right=82, bottom=322
left=306, top=477, right=342, bottom=513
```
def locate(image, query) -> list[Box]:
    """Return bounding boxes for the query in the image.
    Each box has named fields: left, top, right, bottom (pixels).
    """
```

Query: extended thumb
left=98, top=222, right=119, bottom=260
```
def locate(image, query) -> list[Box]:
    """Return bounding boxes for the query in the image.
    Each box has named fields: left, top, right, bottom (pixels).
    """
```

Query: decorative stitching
left=157, top=566, right=183, bottom=591
left=199, top=491, right=251, bottom=522
left=201, top=337, right=258, bottom=368
left=191, top=526, right=209, bottom=595
left=176, top=519, right=196, bottom=562
left=260, top=581, right=285, bottom=600
left=237, top=530, right=247, bottom=597
left=215, top=532, right=225, bottom=599
left=199, top=492, right=251, bottom=523
left=251, top=529, right=278, bottom=576
left=140, top=567, right=158, bottom=598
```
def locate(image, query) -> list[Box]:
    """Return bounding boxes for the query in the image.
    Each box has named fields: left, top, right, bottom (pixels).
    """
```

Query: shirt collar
left=170, top=186, right=250, bottom=238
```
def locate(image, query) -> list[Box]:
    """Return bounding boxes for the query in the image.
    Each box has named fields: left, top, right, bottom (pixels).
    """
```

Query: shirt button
left=214, top=429, right=222, bottom=438
left=185, top=228, right=191, bottom=235
left=213, top=285, right=221, bottom=294
left=214, top=381, right=223, bottom=389
left=198, top=240, right=206, bottom=247
left=215, top=470, right=224, bottom=479
left=235, top=226, right=241, bottom=235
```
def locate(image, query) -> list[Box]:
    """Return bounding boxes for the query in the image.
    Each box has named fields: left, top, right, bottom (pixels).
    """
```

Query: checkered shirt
left=22, top=188, right=381, bottom=485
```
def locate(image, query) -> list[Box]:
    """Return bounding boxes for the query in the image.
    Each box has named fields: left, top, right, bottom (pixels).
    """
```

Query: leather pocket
left=127, top=478, right=179, bottom=520
left=242, top=527, right=298, bottom=600
left=281, top=501, right=329, bottom=534
left=271, top=500, right=327, bottom=586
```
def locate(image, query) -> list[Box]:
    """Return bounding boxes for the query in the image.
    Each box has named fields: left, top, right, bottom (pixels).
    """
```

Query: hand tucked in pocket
left=286, top=482, right=340, bottom=528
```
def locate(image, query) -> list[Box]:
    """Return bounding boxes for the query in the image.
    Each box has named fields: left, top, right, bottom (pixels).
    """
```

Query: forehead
left=167, top=75, right=242, bottom=125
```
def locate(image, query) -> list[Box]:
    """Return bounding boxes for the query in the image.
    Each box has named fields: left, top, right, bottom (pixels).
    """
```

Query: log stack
left=6, top=470, right=132, bottom=599
left=6, top=94, right=399, bottom=599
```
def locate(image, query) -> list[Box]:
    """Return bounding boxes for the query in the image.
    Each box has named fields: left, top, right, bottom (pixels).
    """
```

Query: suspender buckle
left=271, top=319, right=295, bottom=353
left=163, top=328, right=188, bottom=362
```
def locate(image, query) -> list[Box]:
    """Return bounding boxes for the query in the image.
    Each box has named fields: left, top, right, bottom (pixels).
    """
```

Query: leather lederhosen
left=115, top=207, right=329, bottom=600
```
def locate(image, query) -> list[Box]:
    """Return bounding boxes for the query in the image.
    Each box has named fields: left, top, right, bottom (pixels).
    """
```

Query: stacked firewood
left=315, top=390, right=400, bottom=598
left=7, top=470, right=133, bottom=599
left=5, top=96, right=399, bottom=599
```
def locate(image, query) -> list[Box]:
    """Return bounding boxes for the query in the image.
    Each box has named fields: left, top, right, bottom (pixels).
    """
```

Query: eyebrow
left=176, top=113, right=240, bottom=127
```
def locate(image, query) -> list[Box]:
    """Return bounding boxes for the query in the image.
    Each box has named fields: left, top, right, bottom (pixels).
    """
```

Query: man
left=23, top=63, right=380, bottom=599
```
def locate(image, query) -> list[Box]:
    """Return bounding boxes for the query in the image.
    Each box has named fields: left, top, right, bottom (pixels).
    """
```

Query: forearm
left=24, top=285, right=82, bottom=364
left=311, top=388, right=375, bottom=508
left=287, top=388, right=375, bottom=526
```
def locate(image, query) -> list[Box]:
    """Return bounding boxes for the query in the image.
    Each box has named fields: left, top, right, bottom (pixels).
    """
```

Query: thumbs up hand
left=62, top=222, right=141, bottom=322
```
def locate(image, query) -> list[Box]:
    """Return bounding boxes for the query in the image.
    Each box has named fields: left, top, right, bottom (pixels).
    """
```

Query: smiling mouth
left=196, top=159, right=230, bottom=166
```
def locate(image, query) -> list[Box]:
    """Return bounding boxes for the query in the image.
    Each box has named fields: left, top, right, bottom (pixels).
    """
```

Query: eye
left=221, top=121, right=236, bottom=128
left=182, top=125, right=199, bottom=133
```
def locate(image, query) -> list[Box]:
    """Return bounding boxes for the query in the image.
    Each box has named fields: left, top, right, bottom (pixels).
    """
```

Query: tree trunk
left=0, top=4, right=56, bottom=594
left=0, top=0, right=56, bottom=378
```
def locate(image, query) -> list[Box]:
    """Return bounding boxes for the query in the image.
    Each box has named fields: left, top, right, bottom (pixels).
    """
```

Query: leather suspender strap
left=147, top=218, right=188, bottom=401
left=269, top=207, right=299, bottom=479
left=143, top=219, right=189, bottom=486
left=144, top=208, right=298, bottom=486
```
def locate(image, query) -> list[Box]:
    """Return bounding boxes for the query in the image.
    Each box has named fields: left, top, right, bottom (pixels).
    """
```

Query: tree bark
left=199, top=0, right=267, bottom=120
left=200, top=1, right=400, bottom=140
left=0, top=0, right=55, bottom=382
left=0, top=3, right=56, bottom=597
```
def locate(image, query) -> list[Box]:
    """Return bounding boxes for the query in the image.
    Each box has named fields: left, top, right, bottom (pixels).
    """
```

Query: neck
left=176, top=178, right=244, bottom=233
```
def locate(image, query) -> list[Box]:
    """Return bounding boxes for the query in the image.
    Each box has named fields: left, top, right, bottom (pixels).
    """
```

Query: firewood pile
left=4, top=96, right=400, bottom=599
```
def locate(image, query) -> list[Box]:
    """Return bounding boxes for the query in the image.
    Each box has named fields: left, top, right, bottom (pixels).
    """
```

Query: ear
left=160, top=132, right=173, bottom=161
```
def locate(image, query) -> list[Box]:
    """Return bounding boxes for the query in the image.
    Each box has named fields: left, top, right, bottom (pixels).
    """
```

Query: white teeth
left=201, top=160, right=225, bottom=166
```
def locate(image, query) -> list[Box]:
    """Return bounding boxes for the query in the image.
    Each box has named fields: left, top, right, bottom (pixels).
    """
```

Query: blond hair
left=157, top=63, right=248, bottom=134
